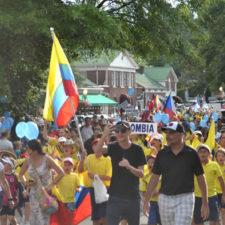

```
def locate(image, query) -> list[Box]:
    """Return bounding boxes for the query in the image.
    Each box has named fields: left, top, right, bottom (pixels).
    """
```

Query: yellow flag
left=205, top=119, right=215, bottom=151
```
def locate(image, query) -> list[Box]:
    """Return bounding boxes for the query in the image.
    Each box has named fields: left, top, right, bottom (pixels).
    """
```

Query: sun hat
left=2, top=157, right=14, bottom=168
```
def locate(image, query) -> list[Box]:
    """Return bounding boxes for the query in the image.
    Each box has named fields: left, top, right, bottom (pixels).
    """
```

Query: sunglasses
left=115, top=126, right=128, bottom=134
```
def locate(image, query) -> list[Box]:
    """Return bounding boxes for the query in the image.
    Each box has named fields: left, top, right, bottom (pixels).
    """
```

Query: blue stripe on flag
left=75, top=186, right=90, bottom=208
left=59, top=64, right=75, bottom=82
left=52, top=82, right=68, bottom=121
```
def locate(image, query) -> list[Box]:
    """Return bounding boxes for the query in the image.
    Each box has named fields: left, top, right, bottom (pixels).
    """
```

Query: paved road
left=79, top=213, right=148, bottom=225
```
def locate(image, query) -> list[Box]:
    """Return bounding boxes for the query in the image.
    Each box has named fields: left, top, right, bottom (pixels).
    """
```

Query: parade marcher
left=19, top=140, right=64, bottom=225
left=13, top=141, right=22, bottom=159
left=215, top=148, right=225, bottom=225
left=96, top=121, right=146, bottom=225
left=80, top=117, right=93, bottom=143
left=55, top=157, right=80, bottom=213
left=0, top=160, right=14, bottom=211
left=79, top=138, right=112, bottom=225
left=193, top=144, right=225, bottom=225
left=140, top=155, right=161, bottom=225
left=0, top=158, right=20, bottom=225
left=62, top=139, right=80, bottom=172
left=149, top=133, right=164, bottom=155
left=219, top=131, right=225, bottom=149
left=0, top=130, right=13, bottom=152
left=84, top=126, right=102, bottom=155
left=143, top=122, right=209, bottom=225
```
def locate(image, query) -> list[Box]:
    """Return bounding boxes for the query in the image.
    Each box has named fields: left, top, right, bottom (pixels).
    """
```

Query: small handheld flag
left=163, top=95, right=176, bottom=120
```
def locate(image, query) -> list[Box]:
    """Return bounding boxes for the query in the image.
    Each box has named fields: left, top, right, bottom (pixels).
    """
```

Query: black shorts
left=194, top=196, right=218, bottom=223
left=217, top=193, right=225, bottom=209
left=0, top=205, right=16, bottom=216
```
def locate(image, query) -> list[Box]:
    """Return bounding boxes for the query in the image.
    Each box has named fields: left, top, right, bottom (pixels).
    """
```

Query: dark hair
left=1, top=129, right=9, bottom=138
left=27, top=139, right=45, bottom=155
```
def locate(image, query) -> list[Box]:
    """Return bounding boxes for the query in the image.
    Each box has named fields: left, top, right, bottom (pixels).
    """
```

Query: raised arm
left=95, top=124, right=113, bottom=155
left=46, top=156, right=64, bottom=192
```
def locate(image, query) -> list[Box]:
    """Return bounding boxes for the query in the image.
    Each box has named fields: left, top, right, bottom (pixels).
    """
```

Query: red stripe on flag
left=57, top=95, right=79, bottom=127
left=62, top=80, right=79, bottom=97
left=74, top=193, right=92, bottom=224
left=50, top=193, right=91, bottom=225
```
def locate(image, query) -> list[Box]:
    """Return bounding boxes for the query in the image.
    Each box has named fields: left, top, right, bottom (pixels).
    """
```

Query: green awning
left=79, top=94, right=118, bottom=106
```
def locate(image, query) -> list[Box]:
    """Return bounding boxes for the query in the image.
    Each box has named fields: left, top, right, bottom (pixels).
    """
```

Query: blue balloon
left=212, top=113, right=219, bottom=122
left=162, top=114, right=170, bottom=124
left=189, top=122, right=196, bottom=131
left=155, top=112, right=162, bottom=122
left=26, top=122, right=39, bottom=140
left=16, top=122, right=28, bottom=138
left=127, top=88, right=135, bottom=97
left=200, top=120, right=207, bottom=128
left=203, top=115, right=209, bottom=122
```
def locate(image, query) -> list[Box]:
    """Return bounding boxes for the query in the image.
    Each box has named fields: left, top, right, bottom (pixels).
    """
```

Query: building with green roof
left=135, top=66, right=178, bottom=109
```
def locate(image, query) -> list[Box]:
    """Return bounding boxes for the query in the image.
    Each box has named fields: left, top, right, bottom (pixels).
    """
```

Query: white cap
left=2, top=158, right=14, bottom=168
left=194, top=131, right=202, bottom=136
left=58, top=137, right=66, bottom=143
left=153, top=133, right=164, bottom=142
left=63, top=157, right=74, bottom=166
left=196, top=144, right=210, bottom=152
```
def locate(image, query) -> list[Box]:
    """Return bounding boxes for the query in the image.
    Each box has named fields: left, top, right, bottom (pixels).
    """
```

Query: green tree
left=0, top=0, right=208, bottom=114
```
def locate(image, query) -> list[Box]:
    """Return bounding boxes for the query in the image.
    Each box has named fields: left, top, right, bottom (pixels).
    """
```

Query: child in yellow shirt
left=78, top=138, right=112, bottom=225
left=194, top=144, right=225, bottom=224
left=215, top=148, right=225, bottom=225
left=140, top=155, right=161, bottom=225
left=55, top=157, right=80, bottom=212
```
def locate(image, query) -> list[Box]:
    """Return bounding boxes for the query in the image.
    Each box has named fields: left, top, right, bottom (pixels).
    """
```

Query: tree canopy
left=0, top=0, right=213, bottom=114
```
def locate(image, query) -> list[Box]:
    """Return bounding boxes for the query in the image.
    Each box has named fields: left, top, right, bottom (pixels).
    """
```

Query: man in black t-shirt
left=143, top=122, right=209, bottom=225
left=96, top=121, right=146, bottom=225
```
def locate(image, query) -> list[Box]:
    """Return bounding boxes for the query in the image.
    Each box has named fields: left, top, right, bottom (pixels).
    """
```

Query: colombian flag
left=43, top=31, right=79, bottom=127
left=50, top=187, right=91, bottom=225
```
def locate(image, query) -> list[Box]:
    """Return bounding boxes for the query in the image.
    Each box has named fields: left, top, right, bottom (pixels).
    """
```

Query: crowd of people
left=0, top=107, right=225, bottom=225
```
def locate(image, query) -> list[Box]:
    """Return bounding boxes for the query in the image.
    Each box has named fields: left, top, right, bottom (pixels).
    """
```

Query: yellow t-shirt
left=83, top=154, right=112, bottom=188
left=55, top=173, right=80, bottom=203
left=194, top=160, right=222, bottom=197
left=133, top=139, right=151, bottom=156
left=140, top=172, right=161, bottom=202
left=216, top=164, right=225, bottom=194
left=162, top=132, right=167, bottom=146
left=15, top=158, right=30, bottom=181
left=185, top=131, right=192, bottom=146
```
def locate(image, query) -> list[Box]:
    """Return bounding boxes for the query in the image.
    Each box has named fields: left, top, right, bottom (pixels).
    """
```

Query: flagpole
left=49, top=27, right=85, bottom=152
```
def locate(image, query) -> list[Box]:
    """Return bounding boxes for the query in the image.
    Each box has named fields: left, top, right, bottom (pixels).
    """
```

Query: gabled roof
left=73, top=51, right=120, bottom=66
left=144, top=66, right=173, bottom=81
left=136, top=72, right=165, bottom=89
left=72, top=50, right=138, bottom=69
